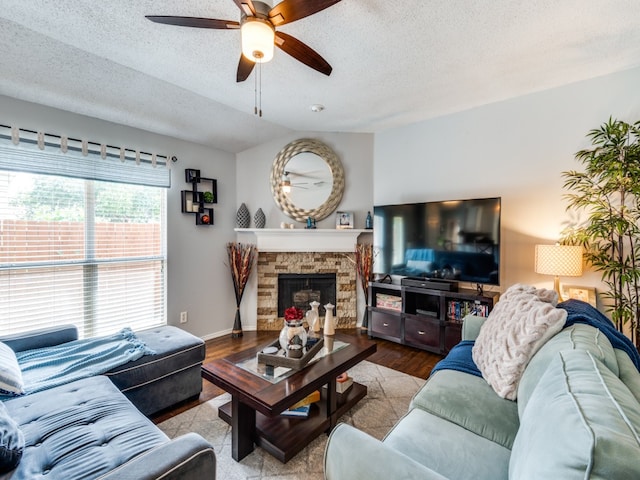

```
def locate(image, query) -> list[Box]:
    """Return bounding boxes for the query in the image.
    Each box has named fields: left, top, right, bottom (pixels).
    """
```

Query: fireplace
left=256, top=251, right=357, bottom=331
left=277, top=273, right=336, bottom=317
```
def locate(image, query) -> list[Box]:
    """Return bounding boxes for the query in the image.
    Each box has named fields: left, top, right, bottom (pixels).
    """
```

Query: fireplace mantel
left=235, top=228, right=370, bottom=252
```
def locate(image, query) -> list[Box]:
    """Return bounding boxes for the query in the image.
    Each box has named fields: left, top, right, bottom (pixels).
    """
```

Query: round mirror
left=270, top=139, right=345, bottom=222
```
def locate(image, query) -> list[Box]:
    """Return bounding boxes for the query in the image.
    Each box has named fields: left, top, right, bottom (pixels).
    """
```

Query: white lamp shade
left=241, top=19, right=275, bottom=63
left=535, top=244, right=583, bottom=277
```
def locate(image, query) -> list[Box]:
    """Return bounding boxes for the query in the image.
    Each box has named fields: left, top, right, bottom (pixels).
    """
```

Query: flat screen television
left=373, top=197, right=501, bottom=287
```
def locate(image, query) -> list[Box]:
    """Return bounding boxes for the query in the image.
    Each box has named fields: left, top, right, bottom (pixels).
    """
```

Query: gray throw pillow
left=0, top=342, right=24, bottom=396
left=0, top=401, right=24, bottom=473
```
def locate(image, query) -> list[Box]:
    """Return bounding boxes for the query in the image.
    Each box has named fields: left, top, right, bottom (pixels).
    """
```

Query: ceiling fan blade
left=232, top=0, right=257, bottom=17
left=237, top=54, right=255, bottom=82
left=269, top=0, right=342, bottom=26
left=275, top=32, right=332, bottom=76
left=146, top=16, right=239, bottom=29
left=288, top=169, right=326, bottom=178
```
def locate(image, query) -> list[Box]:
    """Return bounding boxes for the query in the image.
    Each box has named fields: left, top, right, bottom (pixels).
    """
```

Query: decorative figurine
left=306, top=216, right=317, bottom=229
left=323, top=303, right=336, bottom=335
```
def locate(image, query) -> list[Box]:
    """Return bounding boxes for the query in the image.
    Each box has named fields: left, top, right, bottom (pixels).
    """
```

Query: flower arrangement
left=284, top=306, right=304, bottom=322
left=226, top=242, right=257, bottom=338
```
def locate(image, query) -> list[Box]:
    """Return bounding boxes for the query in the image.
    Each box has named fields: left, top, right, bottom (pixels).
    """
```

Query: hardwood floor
left=151, top=328, right=443, bottom=424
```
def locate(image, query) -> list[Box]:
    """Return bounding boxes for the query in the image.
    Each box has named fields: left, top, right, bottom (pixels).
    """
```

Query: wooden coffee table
left=201, top=333, right=377, bottom=463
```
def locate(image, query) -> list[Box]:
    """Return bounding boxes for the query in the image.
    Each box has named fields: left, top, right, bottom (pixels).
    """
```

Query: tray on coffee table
left=257, top=337, right=324, bottom=370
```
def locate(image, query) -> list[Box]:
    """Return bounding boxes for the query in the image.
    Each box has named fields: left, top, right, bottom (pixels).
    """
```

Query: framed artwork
left=562, top=284, right=596, bottom=307
left=336, top=211, right=354, bottom=229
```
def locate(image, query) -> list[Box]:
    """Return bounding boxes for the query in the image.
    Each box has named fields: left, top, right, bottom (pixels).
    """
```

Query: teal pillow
left=0, top=402, right=24, bottom=473
left=0, top=342, right=24, bottom=396
left=510, top=349, right=640, bottom=479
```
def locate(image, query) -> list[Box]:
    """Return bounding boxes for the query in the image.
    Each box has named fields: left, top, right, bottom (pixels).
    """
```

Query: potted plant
left=203, top=191, right=214, bottom=203
left=561, top=117, right=640, bottom=348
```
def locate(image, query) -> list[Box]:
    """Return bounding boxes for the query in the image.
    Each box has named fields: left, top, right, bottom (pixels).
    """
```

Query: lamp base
left=554, top=276, right=564, bottom=302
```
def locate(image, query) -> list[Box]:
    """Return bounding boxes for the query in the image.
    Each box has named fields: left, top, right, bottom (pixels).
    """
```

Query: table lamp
left=534, top=244, right=583, bottom=301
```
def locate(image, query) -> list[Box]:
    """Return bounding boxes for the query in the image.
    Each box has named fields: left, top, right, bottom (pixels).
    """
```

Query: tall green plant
left=561, top=118, right=640, bottom=348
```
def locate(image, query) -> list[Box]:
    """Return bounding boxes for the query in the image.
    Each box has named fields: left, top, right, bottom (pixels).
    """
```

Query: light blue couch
left=324, top=315, right=640, bottom=479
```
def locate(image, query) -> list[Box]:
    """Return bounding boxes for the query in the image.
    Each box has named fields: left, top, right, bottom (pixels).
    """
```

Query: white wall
left=235, top=132, right=375, bottom=328
left=0, top=95, right=238, bottom=339
left=374, top=66, right=640, bottom=298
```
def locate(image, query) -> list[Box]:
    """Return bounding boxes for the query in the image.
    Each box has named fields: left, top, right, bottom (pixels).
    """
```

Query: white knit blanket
left=472, top=284, right=567, bottom=400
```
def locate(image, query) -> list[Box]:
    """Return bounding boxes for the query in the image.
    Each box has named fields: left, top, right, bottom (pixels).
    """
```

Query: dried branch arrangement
left=226, top=242, right=257, bottom=337
left=355, top=243, right=374, bottom=330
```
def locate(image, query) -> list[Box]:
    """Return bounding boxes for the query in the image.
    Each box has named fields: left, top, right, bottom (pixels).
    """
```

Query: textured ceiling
left=2, top=1, right=640, bottom=153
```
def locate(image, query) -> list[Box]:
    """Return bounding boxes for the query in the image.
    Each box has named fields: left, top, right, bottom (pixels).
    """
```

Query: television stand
left=367, top=281, right=499, bottom=355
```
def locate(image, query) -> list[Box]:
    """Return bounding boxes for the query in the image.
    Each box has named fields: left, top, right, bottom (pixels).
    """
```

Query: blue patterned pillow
left=0, top=402, right=24, bottom=473
left=0, top=343, right=24, bottom=396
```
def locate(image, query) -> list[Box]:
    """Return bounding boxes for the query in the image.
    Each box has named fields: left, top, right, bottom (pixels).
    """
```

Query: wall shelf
left=182, top=169, right=217, bottom=226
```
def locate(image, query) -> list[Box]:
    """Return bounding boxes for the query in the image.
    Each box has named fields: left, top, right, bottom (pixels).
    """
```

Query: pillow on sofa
left=0, top=401, right=25, bottom=473
left=510, top=350, right=640, bottom=479
left=0, top=342, right=24, bottom=396
left=472, top=283, right=567, bottom=400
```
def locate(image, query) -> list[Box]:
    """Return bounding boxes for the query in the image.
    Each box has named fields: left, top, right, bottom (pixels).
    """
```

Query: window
left=0, top=130, right=169, bottom=338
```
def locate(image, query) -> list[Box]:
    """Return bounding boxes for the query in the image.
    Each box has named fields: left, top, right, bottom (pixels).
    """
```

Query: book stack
left=281, top=390, right=320, bottom=418
left=447, top=300, right=489, bottom=322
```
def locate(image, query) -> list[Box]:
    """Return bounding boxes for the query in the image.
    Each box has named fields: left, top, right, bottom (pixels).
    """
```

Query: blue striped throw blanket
left=12, top=327, right=155, bottom=396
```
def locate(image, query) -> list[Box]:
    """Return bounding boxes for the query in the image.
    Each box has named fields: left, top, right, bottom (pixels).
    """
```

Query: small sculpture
left=323, top=302, right=336, bottom=335
left=307, top=301, right=321, bottom=333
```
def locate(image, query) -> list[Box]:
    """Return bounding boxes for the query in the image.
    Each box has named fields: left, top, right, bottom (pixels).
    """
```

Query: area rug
left=157, top=360, right=426, bottom=480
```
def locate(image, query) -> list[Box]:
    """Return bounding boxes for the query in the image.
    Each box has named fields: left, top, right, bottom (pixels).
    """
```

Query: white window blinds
left=0, top=128, right=168, bottom=338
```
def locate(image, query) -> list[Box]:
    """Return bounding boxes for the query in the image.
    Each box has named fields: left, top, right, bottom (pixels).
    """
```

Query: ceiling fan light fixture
left=241, top=18, right=275, bottom=63
left=282, top=173, right=291, bottom=193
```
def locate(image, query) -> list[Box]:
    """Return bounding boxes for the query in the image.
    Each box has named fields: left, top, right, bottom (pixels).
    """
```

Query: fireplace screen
left=277, top=273, right=337, bottom=317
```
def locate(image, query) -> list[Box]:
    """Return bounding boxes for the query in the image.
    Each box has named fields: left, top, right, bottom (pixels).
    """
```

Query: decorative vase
left=254, top=208, right=266, bottom=228
left=306, top=301, right=321, bottom=333
left=323, top=303, right=336, bottom=335
left=279, top=319, right=308, bottom=358
left=236, top=203, right=250, bottom=228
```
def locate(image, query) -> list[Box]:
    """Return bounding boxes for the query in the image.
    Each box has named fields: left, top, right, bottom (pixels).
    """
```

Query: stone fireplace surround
left=257, top=251, right=356, bottom=331
left=236, top=228, right=369, bottom=332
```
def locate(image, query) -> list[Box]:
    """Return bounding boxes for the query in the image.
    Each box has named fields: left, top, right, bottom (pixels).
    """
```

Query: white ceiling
left=2, top=1, right=640, bottom=153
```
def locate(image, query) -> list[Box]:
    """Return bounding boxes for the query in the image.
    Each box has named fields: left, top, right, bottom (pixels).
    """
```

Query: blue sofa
left=324, top=314, right=640, bottom=479
left=0, top=325, right=215, bottom=479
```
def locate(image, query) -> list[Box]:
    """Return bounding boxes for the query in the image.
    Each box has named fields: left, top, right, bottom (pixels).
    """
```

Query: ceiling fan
left=282, top=170, right=328, bottom=191
left=146, top=0, right=342, bottom=82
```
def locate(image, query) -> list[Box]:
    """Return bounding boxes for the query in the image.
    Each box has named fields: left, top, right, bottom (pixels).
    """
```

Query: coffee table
left=201, top=333, right=377, bottom=463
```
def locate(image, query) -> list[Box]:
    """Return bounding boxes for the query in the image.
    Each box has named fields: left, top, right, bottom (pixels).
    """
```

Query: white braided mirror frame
left=270, top=138, right=345, bottom=222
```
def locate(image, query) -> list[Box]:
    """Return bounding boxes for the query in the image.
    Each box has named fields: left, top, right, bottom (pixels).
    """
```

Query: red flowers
left=284, top=306, right=304, bottom=321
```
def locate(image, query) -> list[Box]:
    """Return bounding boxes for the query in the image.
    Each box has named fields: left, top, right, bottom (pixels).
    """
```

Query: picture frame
left=336, top=211, right=354, bottom=229
left=561, top=284, right=596, bottom=307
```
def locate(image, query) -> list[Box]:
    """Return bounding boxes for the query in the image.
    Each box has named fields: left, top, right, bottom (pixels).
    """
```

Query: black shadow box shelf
left=182, top=169, right=217, bottom=226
